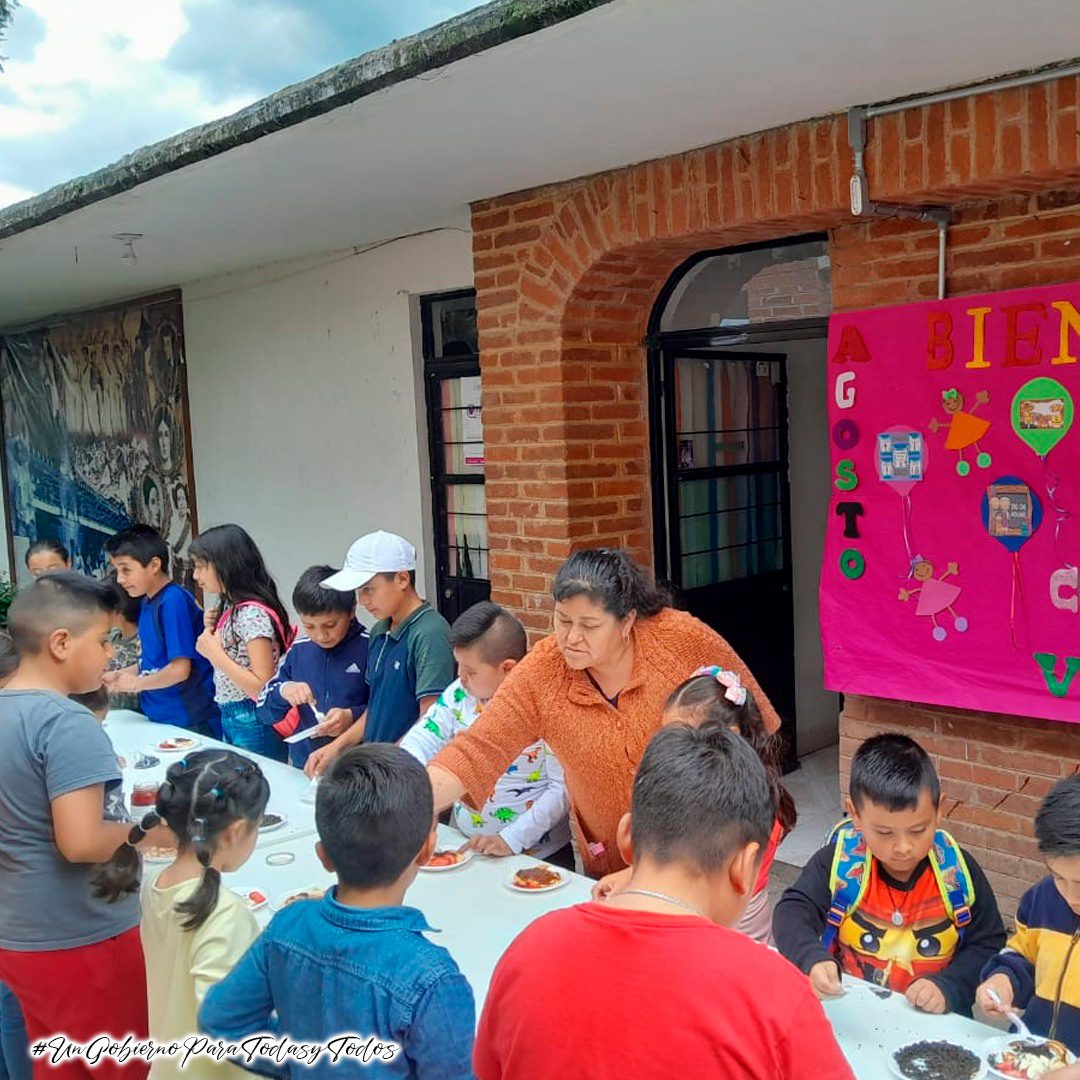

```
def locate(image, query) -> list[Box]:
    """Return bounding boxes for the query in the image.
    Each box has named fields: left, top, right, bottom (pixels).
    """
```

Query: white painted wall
left=182, top=229, right=472, bottom=617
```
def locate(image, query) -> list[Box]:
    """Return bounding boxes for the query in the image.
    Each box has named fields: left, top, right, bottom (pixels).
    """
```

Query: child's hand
left=906, top=978, right=947, bottom=1014
left=591, top=866, right=632, bottom=902
left=203, top=607, right=220, bottom=633
left=318, top=708, right=354, bottom=738
left=304, top=740, right=340, bottom=779
left=976, top=973, right=1015, bottom=1018
left=281, top=682, right=316, bottom=708
left=110, top=672, right=140, bottom=694
left=1044, top=1064, right=1080, bottom=1080
left=195, top=630, right=223, bottom=661
left=808, top=960, right=844, bottom=999
left=464, top=835, right=514, bottom=858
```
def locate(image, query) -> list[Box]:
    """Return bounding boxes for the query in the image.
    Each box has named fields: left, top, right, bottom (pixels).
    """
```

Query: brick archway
left=474, top=118, right=855, bottom=630
left=473, top=74, right=1080, bottom=632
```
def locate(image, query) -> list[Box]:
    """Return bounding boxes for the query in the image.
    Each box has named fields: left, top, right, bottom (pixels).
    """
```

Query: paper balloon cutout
left=981, top=476, right=1043, bottom=553
left=1011, top=377, right=1074, bottom=458
left=876, top=427, right=927, bottom=496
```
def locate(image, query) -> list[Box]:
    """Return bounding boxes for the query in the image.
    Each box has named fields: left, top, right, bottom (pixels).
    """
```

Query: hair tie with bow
left=692, top=665, right=748, bottom=706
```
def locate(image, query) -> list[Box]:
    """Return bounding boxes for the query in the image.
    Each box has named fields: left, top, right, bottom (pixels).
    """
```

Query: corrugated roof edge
left=0, top=0, right=616, bottom=242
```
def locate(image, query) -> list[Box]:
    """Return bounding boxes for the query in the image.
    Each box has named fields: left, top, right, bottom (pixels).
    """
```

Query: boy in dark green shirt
left=305, top=531, right=453, bottom=776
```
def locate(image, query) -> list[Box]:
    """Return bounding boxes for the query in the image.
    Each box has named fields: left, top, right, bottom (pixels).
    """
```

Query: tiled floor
left=775, top=742, right=843, bottom=869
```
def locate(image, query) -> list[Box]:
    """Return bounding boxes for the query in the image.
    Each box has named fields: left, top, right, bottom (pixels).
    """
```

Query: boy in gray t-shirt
left=0, top=572, right=172, bottom=1077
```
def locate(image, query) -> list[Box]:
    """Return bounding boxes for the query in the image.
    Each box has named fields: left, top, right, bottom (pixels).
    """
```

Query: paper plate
left=156, top=736, right=201, bottom=753
left=888, top=1040, right=986, bottom=1080
left=420, top=848, right=474, bottom=872
left=983, top=1035, right=1076, bottom=1079
left=235, top=887, right=268, bottom=913
left=503, top=865, right=570, bottom=894
left=259, top=812, right=286, bottom=832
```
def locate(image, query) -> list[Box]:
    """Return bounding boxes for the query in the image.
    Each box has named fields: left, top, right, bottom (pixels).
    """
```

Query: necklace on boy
left=883, top=881, right=907, bottom=926
left=617, top=888, right=705, bottom=918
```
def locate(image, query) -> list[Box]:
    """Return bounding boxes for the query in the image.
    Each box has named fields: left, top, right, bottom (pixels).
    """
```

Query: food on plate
left=512, top=866, right=562, bottom=890
left=259, top=813, right=284, bottom=830
left=425, top=850, right=466, bottom=868
left=988, top=1038, right=1074, bottom=1079
left=133, top=753, right=160, bottom=769
left=143, top=845, right=177, bottom=862
left=241, top=890, right=267, bottom=911
left=157, top=737, right=197, bottom=752
left=280, top=888, right=324, bottom=907
left=892, top=1039, right=982, bottom=1080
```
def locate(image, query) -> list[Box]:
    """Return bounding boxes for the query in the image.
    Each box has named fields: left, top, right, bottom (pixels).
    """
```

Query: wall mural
left=821, top=281, right=1080, bottom=722
left=0, top=293, right=196, bottom=585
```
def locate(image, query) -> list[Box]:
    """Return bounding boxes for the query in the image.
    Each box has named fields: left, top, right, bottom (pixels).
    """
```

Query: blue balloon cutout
left=980, top=475, right=1043, bottom=553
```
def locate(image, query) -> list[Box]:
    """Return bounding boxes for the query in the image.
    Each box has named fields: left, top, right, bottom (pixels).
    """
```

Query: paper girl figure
left=929, top=389, right=992, bottom=476
left=898, top=557, right=969, bottom=642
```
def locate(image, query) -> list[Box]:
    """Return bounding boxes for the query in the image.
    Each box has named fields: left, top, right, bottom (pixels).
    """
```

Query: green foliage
left=0, top=573, right=16, bottom=630
left=0, top=0, right=18, bottom=72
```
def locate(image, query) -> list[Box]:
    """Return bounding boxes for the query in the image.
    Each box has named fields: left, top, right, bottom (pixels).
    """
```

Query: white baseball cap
left=320, top=531, right=417, bottom=591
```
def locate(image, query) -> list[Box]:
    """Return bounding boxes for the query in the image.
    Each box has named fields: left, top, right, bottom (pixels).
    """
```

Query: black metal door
left=657, top=347, right=797, bottom=759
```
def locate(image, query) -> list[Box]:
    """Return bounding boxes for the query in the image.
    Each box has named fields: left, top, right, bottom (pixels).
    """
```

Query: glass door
left=663, top=348, right=797, bottom=758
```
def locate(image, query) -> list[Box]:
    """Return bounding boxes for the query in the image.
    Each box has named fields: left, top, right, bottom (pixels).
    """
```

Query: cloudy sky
left=0, top=0, right=478, bottom=210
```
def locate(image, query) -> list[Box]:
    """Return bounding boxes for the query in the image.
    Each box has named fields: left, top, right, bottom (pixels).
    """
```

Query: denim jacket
left=199, top=890, right=475, bottom=1079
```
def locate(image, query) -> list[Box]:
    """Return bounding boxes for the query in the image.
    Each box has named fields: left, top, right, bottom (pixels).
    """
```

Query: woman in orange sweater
left=428, top=549, right=780, bottom=878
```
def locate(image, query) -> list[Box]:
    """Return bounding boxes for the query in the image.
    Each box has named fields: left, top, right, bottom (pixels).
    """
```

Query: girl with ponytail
left=132, top=751, right=268, bottom=1079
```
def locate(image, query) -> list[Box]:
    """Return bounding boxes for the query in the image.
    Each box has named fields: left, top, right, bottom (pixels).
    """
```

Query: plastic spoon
left=986, top=986, right=1032, bottom=1038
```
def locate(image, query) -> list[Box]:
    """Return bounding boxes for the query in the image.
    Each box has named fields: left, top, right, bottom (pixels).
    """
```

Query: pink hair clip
left=692, top=666, right=748, bottom=706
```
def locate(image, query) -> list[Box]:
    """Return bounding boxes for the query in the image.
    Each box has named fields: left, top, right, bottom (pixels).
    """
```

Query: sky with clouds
left=0, top=0, right=479, bottom=211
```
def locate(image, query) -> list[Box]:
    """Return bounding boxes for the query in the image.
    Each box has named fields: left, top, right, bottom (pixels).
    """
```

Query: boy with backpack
left=774, top=733, right=1005, bottom=1015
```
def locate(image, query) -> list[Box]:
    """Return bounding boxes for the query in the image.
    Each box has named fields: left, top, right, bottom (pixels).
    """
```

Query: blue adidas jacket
left=256, top=620, right=370, bottom=768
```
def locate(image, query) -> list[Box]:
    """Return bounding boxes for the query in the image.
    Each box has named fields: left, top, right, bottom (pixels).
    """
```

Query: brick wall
left=472, top=73, right=1080, bottom=914
left=747, top=257, right=832, bottom=321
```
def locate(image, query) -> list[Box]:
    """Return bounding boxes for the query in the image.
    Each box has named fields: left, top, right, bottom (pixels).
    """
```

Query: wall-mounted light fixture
left=111, top=232, right=142, bottom=265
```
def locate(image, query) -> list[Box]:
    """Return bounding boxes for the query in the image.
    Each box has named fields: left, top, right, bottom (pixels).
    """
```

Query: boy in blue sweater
left=258, top=566, right=370, bottom=769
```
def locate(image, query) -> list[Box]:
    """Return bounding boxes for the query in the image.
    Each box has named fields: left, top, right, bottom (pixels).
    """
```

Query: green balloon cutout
left=1011, top=377, right=1074, bottom=457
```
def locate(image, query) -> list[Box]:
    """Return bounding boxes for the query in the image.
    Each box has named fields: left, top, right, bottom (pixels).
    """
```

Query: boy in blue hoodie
left=257, top=565, right=370, bottom=769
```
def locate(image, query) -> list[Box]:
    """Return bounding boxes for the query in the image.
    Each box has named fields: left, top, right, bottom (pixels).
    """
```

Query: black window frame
left=420, top=289, right=491, bottom=623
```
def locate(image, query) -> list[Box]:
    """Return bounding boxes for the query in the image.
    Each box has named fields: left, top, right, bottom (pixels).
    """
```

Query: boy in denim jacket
left=200, top=745, right=475, bottom=1078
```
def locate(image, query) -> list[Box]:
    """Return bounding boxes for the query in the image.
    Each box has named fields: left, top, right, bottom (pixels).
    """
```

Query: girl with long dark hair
left=191, top=524, right=292, bottom=760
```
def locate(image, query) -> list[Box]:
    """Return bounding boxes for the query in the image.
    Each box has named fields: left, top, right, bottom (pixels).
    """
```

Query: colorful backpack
left=822, top=819, right=975, bottom=950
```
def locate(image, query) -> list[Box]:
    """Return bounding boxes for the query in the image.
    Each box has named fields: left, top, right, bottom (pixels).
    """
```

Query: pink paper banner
left=821, top=282, right=1080, bottom=723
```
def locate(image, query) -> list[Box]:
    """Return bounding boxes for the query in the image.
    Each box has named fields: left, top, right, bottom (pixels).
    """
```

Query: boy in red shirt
left=474, top=720, right=854, bottom=1080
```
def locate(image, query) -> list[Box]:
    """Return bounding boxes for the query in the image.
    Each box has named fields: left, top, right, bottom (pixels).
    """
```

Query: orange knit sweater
left=430, top=607, right=780, bottom=878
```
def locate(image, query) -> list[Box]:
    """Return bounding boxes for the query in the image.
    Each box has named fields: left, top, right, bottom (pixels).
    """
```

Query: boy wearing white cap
left=305, top=531, right=453, bottom=776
